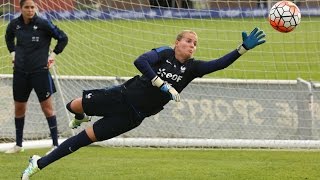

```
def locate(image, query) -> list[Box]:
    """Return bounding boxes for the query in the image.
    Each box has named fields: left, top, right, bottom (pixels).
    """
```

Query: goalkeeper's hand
left=160, top=83, right=180, bottom=102
left=47, top=52, right=56, bottom=68
left=151, top=76, right=180, bottom=102
left=237, top=27, right=266, bottom=55
left=10, top=51, right=15, bottom=64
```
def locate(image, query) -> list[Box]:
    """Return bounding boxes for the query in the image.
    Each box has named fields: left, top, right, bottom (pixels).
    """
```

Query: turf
left=0, top=146, right=319, bottom=180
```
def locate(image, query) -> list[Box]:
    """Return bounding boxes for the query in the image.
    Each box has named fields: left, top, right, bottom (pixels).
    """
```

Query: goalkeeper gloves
left=47, top=52, right=56, bottom=68
left=237, top=27, right=266, bottom=55
left=151, top=76, right=180, bottom=102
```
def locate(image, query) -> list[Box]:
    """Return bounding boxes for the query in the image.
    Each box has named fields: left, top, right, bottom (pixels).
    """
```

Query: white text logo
left=157, top=68, right=183, bottom=82
left=32, top=36, right=40, bottom=42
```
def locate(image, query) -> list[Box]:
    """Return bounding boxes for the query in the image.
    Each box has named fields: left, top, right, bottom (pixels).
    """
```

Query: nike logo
left=69, top=147, right=74, bottom=152
left=166, top=59, right=172, bottom=65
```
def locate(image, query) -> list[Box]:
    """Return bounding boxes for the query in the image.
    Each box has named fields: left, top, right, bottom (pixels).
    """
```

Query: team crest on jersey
left=180, top=66, right=186, bottom=73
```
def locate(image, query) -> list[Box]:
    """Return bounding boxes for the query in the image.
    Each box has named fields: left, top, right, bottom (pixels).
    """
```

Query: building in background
left=149, top=0, right=193, bottom=9
left=12, top=0, right=74, bottom=12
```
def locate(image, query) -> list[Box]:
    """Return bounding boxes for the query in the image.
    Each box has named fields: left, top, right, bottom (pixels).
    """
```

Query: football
left=269, top=1, right=301, bottom=33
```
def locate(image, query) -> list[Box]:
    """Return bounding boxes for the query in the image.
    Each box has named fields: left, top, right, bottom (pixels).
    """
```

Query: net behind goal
left=0, top=0, right=320, bottom=149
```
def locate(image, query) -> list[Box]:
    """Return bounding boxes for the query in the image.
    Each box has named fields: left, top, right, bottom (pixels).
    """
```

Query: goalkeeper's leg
left=66, top=98, right=91, bottom=128
left=22, top=127, right=95, bottom=179
left=24, top=113, right=143, bottom=176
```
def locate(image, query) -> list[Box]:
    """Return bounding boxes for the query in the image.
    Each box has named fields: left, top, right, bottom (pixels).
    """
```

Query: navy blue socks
left=37, top=130, right=93, bottom=169
left=15, top=117, right=25, bottom=147
left=46, top=115, right=59, bottom=146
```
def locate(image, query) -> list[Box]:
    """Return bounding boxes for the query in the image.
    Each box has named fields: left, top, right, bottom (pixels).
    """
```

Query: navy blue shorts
left=82, top=85, right=134, bottom=117
left=82, top=85, right=144, bottom=141
left=92, top=110, right=143, bottom=141
left=13, top=70, right=56, bottom=102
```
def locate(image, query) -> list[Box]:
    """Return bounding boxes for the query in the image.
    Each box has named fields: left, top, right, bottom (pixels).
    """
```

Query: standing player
left=21, top=27, right=265, bottom=179
left=5, top=0, right=68, bottom=154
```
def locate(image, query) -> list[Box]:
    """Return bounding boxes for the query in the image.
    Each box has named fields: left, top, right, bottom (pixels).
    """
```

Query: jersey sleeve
left=134, top=46, right=173, bottom=81
left=192, top=49, right=241, bottom=77
left=43, top=19, right=68, bottom=54
left=134, top=50, right=159, bottom=80
left=5, top=21, right=15, bottom=53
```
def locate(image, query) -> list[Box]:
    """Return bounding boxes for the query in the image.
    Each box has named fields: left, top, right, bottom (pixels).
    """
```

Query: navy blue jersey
left=5, top=14, right=68, bottom=72
left=125, top=46, right=241, bottom=117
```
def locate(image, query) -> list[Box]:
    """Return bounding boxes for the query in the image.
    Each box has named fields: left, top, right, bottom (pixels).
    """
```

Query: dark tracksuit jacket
left=5, top=14, right=68, bottom=72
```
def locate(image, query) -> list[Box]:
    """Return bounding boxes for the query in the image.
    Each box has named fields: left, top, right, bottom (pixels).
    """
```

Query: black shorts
left=82, top=85, right=133, bottom=117
left=13, top=70, right=56, bottom=102
left=82, top=85, right=144, bottom=141
left=92, top=110, right=143, bottom=141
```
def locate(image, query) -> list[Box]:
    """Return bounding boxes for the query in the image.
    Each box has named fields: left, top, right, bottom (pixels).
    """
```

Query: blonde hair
left=176, top=30, right=198, bottom=41
left=172, top=30, right=198, bottom=49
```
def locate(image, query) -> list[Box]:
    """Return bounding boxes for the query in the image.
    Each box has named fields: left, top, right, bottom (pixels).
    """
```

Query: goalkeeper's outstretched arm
left=194, top=27, right=266, bottom=76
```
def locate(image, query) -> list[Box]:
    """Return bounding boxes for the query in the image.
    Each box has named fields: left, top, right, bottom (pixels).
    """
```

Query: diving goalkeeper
left=22, top=27, right=265, bottom=179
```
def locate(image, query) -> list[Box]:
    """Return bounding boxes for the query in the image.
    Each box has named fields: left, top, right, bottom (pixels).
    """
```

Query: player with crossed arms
left=21, top=27, right=265, bottom=179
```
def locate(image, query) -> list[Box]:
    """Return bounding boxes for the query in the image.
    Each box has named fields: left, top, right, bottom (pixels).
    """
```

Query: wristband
left=151, top=76, right=164, bottom=87
left=237, top=44, right=248, bottom=55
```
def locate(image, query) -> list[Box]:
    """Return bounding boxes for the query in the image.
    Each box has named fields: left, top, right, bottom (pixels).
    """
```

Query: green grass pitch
left=1, top=146, right=320, bottom=179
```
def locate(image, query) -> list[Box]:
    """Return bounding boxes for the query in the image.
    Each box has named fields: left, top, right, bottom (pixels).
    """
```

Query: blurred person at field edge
left=257, top=0, right=300, bottom=9
left=257, top=0, right=267, bottom=8
left=21, top=26, right=265, bottom=179
left=4, top=0, right=68, bottom=154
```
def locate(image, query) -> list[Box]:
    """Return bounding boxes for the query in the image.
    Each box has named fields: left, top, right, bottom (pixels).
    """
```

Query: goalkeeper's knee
left=66, top=100, right=85, bottom=120
left=66, top=101, right=75, bottom=113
